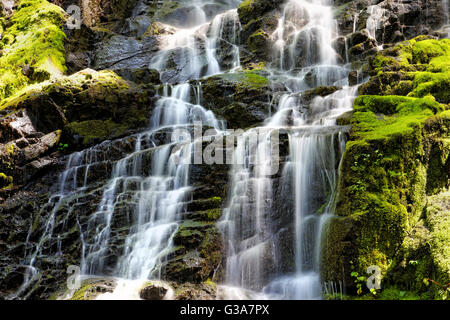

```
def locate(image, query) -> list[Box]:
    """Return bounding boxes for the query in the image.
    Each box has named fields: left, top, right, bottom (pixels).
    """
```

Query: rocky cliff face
left=0, top=0, right=449, bottom=300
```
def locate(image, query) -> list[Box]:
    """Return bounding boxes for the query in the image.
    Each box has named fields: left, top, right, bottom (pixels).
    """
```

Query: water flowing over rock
left=0, top=0, right=449, bottom=301
left=218, top=0, right=357, bottom=299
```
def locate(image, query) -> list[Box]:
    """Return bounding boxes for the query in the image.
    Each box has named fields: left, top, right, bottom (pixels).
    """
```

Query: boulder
left=140, top=284, right=168, bottom=300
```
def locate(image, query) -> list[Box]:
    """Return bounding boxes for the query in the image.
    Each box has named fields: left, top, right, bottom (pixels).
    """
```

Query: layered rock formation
left=0, top=0, right=449, bottom=300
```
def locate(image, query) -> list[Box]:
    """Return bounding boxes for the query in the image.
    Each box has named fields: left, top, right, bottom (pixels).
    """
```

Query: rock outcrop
left=323, top=37, right=450, bottom=299
left=0, top=0, right=449, bottom=301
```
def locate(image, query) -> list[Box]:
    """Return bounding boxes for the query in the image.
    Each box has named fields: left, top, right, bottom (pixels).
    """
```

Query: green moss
left=409, top=72, right=450, bottom=103
left=66, top=119, right=128, bottom=146
left=0, top=69, right=149, bottom=149
left=204, top=278, right=217, bottom=289
left=203, top=208, right=222, bottom=221
left=426, top=191, right=450, bottom=288
left=0, top=172, right=13, bottom=189
left=209, top=71, right=269, bottom=89
left=351, top=95, right=443, bottom=141
left=70, top=283, right=98, bottom=300
left=378, top=287, right=421, bottom=300
left=153, top=1, right=180, bottom=21
left=238, top=0, right=257, bottom=25
left=0, top=0, right=67, bottom=101
left=330, top=38, right=450, bottom=297
left=174, top=220, right=213, bottom=247
left=187, top=196, right=222, bottom=212
left=247, top=29, right=269, bottom=57
left=189, top=208, right=223, bottom=222
left=198, top=226, right=221, bottom=265
left=177, top=220, right=212, bottom=230
left=364, top=38, right=450, bottom=104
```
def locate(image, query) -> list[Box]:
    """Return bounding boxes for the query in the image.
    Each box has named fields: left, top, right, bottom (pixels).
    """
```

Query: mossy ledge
left=323, top=37, right=450, bottom=300
left=1, top=69, right=157, bottom=150
left=0, top=0, right=67, bottom=101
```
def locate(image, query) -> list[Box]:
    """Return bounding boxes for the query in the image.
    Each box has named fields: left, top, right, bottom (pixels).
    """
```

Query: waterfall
left=366, top=4, right=386, bottom=50
left=9, top=141, right=132, bottom=299
left=150, top=6, right=241, bottom=83
left=219, top=0, right=357, bottom=300
left=111, top=83, right=223, bottom=281
left=443, top=0, right=450, bottom=37
left=11, top=0, right=242, bottom=300
left=13, top=0, right=358, bottom=300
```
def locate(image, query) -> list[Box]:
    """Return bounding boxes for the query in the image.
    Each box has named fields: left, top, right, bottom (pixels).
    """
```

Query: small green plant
left=348, top=180, right=366, bottom=193
left=351, top=271, right=366, bottom=295
left=423, top=278, right=450, bottom=300
left=58, top=143, right=69, bottom=152
left=350, top=261, right=367, bottom=296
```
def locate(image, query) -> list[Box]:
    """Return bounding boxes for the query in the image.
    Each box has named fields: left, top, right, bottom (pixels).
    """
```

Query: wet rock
left=174, top=220, right=213, bottom=248
left=140, top=284, right=168, bottom=300
left=336, top=111, right=354, bottom=126
left=238, top=4, right=280, bottom=65
left=157, top=46, right=211, bottom=84
left=321, top=216, right=356, bottom=286
left=143, top=21, right=177, bottom=37
left=21, top=131, right=61, bottom=163
left=119, top=15, right=152, bottom=37
left=347, top=30, right=378, bottom=61
left=67, top=278, right=117, bottom=300
left=247, top=29, right=271, bottom=61
left=93, top=35, right=158, bottom=70
left=0, top=265, right=29, bottom=294
left=63, top=24, right=99, bottom=73
left=195, top=72, right=278, bottom=129
left=156, top=1, right=229, bottom=28
left=335, top=0, right=447, bottom=47
left=332, top=36, right=348, bottom=61
left=348, top=70, right=359, bottom=86
left=301, top=86, right=341, bottom=105
left=115, top=67, right=160, bottom=84
left=3, top=69, right=157, bottom=150
left=66, top=52, right=92, bottom=73
left=23, top=157, right=56, bottom=183
left=238, top=0, right=282, bottom=26
left=358, top=71, right=415, bottom=96
left=173, top=281, right=217, bottom=300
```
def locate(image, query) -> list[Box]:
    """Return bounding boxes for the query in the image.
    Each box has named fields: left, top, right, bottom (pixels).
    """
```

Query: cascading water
left=13, top=0, right=358, bottom=300
left=366, top=5, right=386, bottom=43
left=150, top=2, right=241, bottom=83
left=219, top=0, right=357, bottom=300
left=443, top=0, right=450, bottom=37
left=90, top=1, right=243, bottom=298
left=11, top=0, right=242, bottom=300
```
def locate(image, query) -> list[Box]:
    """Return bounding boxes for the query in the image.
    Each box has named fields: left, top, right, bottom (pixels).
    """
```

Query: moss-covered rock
left=1, top=69, right=157, bottom=149
left=68, top=278, right=116, bottom=300
left=324, top=38, right=450, bottom=298
left=196, top=71, right=276, bottom=129
left=237, top=0, right=277, bottom=26
left=173, top=220, right=214, bottom=249
left=0, top=0, right=67, bottom=101
left=0, top=172, right=13, bottom=189
left=426, top=191, right=450, bottom=290
left=172, top=280, right=217, bottom=300
left=237, top=0, right=280, bottom=66
left=162, top=195, right=224, bottom=284
left=360, top=37, right=450, bottom=104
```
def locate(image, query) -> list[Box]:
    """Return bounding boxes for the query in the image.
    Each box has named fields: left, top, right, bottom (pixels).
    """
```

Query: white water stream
left=13, top=0, right=360, bottom=300
left=219, top=0, right=357, bottom=300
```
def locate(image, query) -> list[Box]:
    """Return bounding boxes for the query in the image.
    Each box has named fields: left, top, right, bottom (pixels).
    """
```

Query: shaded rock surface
left=0, top=0, right=449, bottom=301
